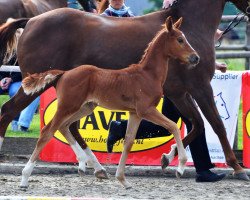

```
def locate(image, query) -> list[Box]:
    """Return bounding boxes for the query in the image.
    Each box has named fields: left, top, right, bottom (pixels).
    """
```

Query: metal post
left=245, top=21, right=250, bottom=70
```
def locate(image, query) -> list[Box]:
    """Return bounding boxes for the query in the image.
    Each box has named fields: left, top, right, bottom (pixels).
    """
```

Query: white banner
left=186, top=70, right=242, bottom=164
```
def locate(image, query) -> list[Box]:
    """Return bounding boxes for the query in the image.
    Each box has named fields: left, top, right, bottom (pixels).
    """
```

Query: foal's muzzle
left=188, top=54, right=200, bottom=66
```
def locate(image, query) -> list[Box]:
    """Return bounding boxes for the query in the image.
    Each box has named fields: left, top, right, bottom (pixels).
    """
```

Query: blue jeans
left=1, top=82, right=39, bottom=128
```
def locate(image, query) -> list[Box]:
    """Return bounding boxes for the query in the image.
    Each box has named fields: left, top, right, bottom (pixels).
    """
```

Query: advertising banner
left=39, top=71, right=246, bottom=167
left=40, top=87, right=180, bottom=165
left=185, top=71, right=242, bottom=165
left=242, top=71, right=250, bottom=168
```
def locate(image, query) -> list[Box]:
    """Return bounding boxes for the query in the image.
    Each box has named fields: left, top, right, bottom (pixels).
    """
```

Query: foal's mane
left=139, top=25, right=166, bottom=64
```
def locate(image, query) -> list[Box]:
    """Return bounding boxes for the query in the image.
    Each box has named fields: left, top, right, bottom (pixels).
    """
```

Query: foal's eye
left=177, top=37, right=184, bottom=44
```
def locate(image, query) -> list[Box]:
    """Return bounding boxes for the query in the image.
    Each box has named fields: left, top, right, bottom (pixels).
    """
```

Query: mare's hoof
left=94, top=169, right=109, bottom=179
left=161, top=153, right=169, bottom=171
left=233, top=171, right=250, bottom=181
left=78, top=169, right=86, bottom=177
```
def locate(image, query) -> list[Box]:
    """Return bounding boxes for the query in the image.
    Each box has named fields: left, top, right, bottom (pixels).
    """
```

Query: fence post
left=245, top=21, right=250, bottom=70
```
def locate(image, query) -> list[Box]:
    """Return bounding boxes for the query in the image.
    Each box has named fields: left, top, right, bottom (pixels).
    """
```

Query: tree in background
left=143, top=0, right=162, bottom=14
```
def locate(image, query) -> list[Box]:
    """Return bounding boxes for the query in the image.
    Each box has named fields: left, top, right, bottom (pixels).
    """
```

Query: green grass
left=0, top=95, right=40, bottom=138
left=0, top=59, right=245, bottom=148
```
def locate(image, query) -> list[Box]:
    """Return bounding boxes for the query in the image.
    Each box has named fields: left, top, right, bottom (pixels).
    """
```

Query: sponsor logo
left=43, top=98, right=181, bottom=153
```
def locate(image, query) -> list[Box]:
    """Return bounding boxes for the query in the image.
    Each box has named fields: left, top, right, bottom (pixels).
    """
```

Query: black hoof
left=161, top=154, right=169, bottom=171
left=78, top=169, right=86, bottom=177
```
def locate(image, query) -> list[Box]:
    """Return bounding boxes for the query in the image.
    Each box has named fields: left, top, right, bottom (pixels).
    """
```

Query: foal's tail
left=22, top=70, right=65, bottom=95
left=0, top=18, right=29, bottom=66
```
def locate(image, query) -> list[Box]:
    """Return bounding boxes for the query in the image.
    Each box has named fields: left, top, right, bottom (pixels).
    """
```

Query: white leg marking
left=20, top=160, right=36, bottom=188
left=71, top=142, right=88, bottom=173
left=84, top=147, right=104, bottom=171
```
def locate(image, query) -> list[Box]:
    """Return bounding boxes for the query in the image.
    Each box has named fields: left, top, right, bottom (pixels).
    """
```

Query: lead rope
left=216, top=5, right=247, bottom=48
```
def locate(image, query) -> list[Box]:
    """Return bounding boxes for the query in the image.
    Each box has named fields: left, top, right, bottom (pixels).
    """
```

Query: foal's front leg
left=142, top=107, right=187, bottom=177
left=116, top=112, right=141, bottom=189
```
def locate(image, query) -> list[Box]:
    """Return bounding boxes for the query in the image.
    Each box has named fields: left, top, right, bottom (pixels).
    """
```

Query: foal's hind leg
left=62, top=102, right=108, bottom=179
left=69, top=121, right=95, bottom=169
left=0, top=87, right=38, bottom=150
left=191, top=84, right=249, bottom=180
left=141, top=107, right=187, bottom=178
left=20, top=121, right=55, bottom=188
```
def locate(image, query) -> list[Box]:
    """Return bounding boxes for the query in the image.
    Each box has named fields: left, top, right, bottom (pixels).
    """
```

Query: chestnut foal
left=21, top=17, right=199, bottom=189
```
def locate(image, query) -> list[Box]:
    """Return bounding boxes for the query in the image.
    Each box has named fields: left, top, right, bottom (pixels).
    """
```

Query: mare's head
left=164, top=17, right=200, bottom=67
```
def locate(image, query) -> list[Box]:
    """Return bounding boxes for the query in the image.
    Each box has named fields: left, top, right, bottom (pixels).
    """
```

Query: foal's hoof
left=175, top=168, right=184, bottom=179
left=233, top=171, right=250, bottom=181
left=161, top=153, right=170, bottom=171
left=94, top=169, right=109, bottom=179
left=78, top=169, right=86, bottom=177
left=19, top=185, right=28, bottom=191
left=175, top=170, right=182, bottom=179
left=86, top=161, right=94, bottom=169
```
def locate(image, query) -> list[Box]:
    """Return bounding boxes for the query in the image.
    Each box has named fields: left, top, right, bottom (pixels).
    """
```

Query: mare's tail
left=22, top=70, right=65, bottom=95
left=0, top=18, right=29, bottom=66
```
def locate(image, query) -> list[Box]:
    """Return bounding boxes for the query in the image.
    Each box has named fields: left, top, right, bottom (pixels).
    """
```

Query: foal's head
left=164, top=17, right=200, bottom=67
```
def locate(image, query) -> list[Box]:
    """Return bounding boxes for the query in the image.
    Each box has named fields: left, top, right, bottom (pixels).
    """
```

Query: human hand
left=0, top=77, right=12, bottom=90
left=214, top=29, right=224, bottom=42
left=215, top=61, right=227, bottom=73
left=162, top=0, right=175, bottom=9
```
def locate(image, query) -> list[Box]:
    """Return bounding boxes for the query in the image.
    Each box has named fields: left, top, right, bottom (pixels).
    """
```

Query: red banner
left=242, top=72, right=250, bottom=168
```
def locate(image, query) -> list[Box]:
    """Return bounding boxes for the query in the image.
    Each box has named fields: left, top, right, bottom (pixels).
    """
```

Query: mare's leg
left=20, top=121, right=55, bottom=188
left=116, top=112, right=141, bottom=189
left=161, top=92, right=206, bottom=169
left=0, top=87, right=38, bottom=150
left=141, top=107, right=187, bottom=177
left=161, top=97, right=214, bottom=171
left=191, top=84, right=249, bottom=180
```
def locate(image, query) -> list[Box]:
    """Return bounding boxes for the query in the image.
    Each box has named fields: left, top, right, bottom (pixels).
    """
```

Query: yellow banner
left=43, top=98, right=181, bottom=153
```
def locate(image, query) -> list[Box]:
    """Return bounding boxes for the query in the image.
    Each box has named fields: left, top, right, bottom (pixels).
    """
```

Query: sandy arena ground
left=1, top=172, right=250, bottom=200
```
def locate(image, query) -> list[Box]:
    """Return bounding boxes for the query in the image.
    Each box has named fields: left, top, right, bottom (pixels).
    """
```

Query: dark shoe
left=107, top=121, right=124, bottom=153
left=196, top=170, right=226, bottom=182
left=19, top=126, right=29, bottom=133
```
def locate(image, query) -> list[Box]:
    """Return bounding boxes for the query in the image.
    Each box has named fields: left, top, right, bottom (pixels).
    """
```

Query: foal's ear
left=174, top=17, right=183, bottom=29
left=165, top=16, right=174, bottom=32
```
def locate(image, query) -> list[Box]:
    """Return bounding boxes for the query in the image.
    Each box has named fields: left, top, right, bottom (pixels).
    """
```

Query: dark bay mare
left=20, top=17, right=199, bottom=188
left=0, top=0, right=95, bottom=25
left=0, top=0, right=249, bottom=181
